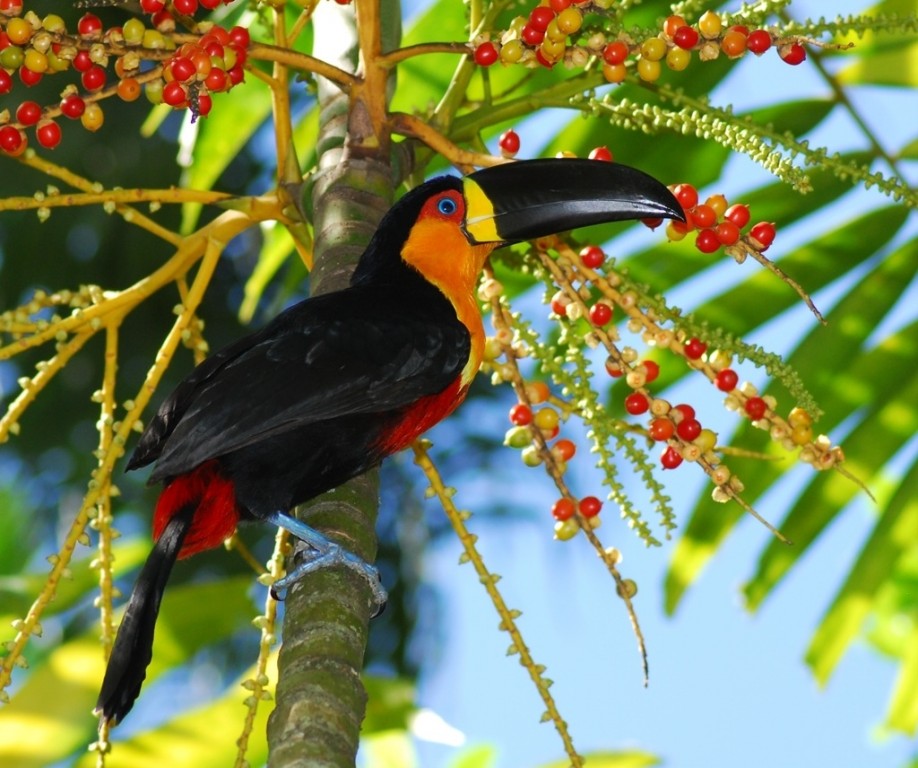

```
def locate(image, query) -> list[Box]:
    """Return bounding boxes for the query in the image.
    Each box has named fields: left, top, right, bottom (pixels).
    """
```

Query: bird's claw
left=266, top=511, right=388, bottom=616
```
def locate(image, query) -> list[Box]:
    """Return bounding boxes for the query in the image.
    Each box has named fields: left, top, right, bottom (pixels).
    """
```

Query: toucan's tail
left=95, top=503, right=195, bottom=727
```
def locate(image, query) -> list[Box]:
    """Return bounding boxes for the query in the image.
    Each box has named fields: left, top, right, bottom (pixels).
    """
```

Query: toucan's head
left=353, top=158, right=682, bottom=287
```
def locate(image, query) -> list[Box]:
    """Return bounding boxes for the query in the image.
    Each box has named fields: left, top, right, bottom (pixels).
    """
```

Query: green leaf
left=837, top=42, right=918, bottom=87
left=0, top=540, right=149, bottom=628
left=0, top=576, right=256, bottom=768
left=804, top=453, right=918, bottom=687
left=359, top=729, right=418, bottom=768
left=180, top=83, right=273, bottom=232
left=74, top=656, right=275, bottom=768
left=538, top=750, right=660, bottom=768
left=448, top=743, right=499, bottom=768
left=887, top=623, right=918, bottom=735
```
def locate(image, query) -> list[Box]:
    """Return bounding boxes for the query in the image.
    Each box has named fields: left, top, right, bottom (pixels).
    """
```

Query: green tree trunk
left=266, top=3, right=400, bottom=766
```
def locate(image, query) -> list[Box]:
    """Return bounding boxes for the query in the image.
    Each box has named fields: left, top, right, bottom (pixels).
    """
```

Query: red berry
left=649, top=418, right=674, bottom=441
left=0, top=124, right=24, bottom=153
left=672, top=403, right=695, bottom=422
left=78, top=13, right=103, bottom=38
left=625, top=392, right=649, bottom=415
left=661, top=446, right=683, bottom=469
left=18, top=65, right=41, bottom=87
left=724, top=203, right=750, bottom=228
left=602, top=41, right=628, bottom=65
left=228, top=26, right=251, bottom=49
left=579, top=245, right=604, bottom=268
left=0, top=69, right=12, bottom=94
left=81, top=65, right=106, bottom=91
left=204, top=68, right=227, bottom=91
left=643, top=360, right=660, bottom=383
left=779, top=42, right=806, bottom=66
left=60, top=94, right=86, bottom=119
left=746, top=29, right=772, bottom=55
left=588, top=146, right=613, bottom=162
left=73, top=50, right=93, bottom=73
left=642, top=217, right=663, bottom=230
left=578, top=496, right=602, bottom=518
left=141, top=0, right=166, bottom=11
left=15, top=100, right=41, bottom=125
left=745, top=396, right=768, bottom=420
left=589, top=302, right=613, bottom=326
left=172, top=0, right=199, bottom=13
left=672, top=183, right=698, bottom=210
left=684, top=337, right=707, bottom=360
left=521, top=24, right=545, bottom=46
left=529, top=7, right=555, bottom=31
left=553, top=438, right=576, bottom=461
left=673, top=26, right=699, bottom=49
left=715, top=369, right=739, bottom=392
left=169, top=55, right=196, bottom=82
left=227, top=65, right=245, bottom=86
left=194, top=92, right=213, bottom=117
left=474, top=41, right=498, bottom=66
left=690, top=203, right=716, bottom=229
left=714, top=220, right=740, bottom=246
left=552, top=498, right=576, bottom=521
left=509, top=403, right=533, bottom=426
left=498, top=129, right=520, bottom=156
left=695, top=229, right=720, bottom=254
left=676, top=417, right=701, bottom=441
left=162, top=80, right=187, bottom=106
left=749, top=221, right=776, bottom=250
left=35, top=119, right=61, bottom=149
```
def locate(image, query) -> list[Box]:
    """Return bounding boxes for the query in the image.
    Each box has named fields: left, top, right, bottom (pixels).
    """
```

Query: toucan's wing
left=130, top=288, right=469, bottom=482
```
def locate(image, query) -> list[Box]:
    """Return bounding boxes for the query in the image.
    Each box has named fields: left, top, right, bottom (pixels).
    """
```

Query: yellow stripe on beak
left=461, top=178, right=502, bottom=244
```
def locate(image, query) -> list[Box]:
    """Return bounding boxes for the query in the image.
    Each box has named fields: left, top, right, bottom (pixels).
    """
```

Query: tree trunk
left=267, top=2, right=401, bottom=766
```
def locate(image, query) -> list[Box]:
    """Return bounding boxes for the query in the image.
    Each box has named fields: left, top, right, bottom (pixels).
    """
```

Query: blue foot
left=266, top=511, right=387, bottom=615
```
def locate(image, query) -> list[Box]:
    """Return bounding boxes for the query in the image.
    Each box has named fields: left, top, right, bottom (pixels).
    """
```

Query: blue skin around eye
left=438, top=198, right=457, bottom=215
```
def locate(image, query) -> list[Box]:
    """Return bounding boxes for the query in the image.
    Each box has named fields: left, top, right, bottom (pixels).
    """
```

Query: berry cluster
left=653, top=182, right=777, bottom=258
left=472, top=2, right=808, bottom=79
left=0, top=3, right=249, bottom=154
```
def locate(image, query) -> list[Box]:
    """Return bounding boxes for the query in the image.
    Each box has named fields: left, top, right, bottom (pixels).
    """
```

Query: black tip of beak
left=464, top=158, right=683, bottom=244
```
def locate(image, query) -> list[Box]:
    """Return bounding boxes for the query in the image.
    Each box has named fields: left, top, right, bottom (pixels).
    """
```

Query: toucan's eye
left=437, top=197, right=458, bottom=216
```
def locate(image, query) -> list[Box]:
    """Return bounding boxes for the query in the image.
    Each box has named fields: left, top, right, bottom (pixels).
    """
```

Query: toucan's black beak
left=461, top=158, right=683, bottom=245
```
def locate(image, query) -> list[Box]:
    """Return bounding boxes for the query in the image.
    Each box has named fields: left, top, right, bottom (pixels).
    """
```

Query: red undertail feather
left=153, top=460, right=239, bottom=558
left=377, top=378, right=467, bottom=454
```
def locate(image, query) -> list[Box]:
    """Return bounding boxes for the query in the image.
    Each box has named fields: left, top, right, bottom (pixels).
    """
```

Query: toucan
left=95, top=158, right=682, bottom=726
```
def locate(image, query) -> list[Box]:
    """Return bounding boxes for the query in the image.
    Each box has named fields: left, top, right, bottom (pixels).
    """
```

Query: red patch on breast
left=377, top=378, right=467, bottom=455
left=153, top=460, right=239, bottom=559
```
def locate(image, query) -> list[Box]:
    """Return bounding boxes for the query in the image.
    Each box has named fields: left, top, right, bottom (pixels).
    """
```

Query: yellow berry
left=637, top=57, right=661, bottom=81
left=694, top=429, right=717, bottom=453
left=533, top=407, right=560, bottom=431
left=500, top=38, right=524, bottom=63
left=81, top=103, right=104, bottom=132
left=791, top=424, right=813, bottom=446
left=545, top=19, right=567, bottom=43
left=602, top=62, right=627, bottom=83
left=705, top=193, right=728, bottom=217
left=640, top=37, right=667, bottom=61
left=42, top=14, right=66, bottom=33
left=123, top=18, right=146, bottom=46
left=541, top=36, right=566, bottom=60
left=556, top=7, right=583, bottom=35
left=698, top=10, right=723, bottom=39
left=6, top=18, right=32, bottom=46
left=23, top=48, right=48, bottom=74
left=666, top=47, right=691, bottom=71
left=554, top=518, right=580, bottom=541
left=788, top=407, right=812, bottom=428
